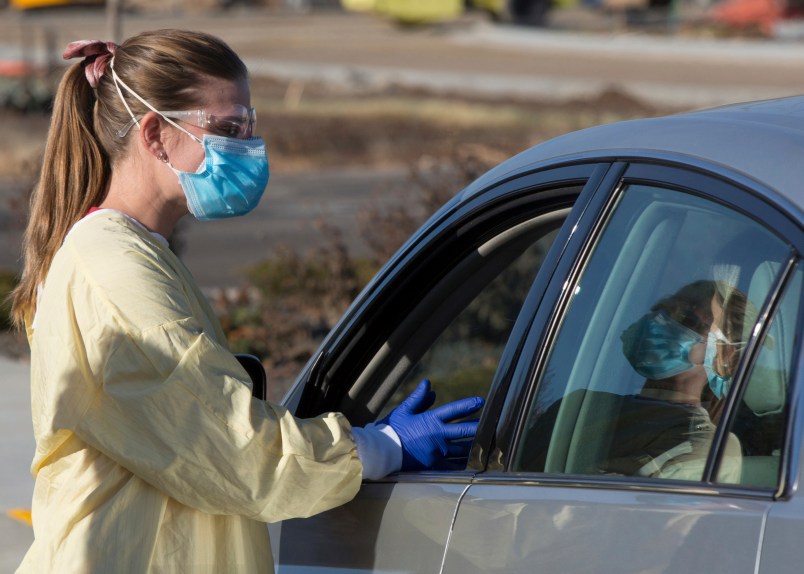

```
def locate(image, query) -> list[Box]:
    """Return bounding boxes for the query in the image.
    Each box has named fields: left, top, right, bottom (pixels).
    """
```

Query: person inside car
left=606, top=279, right=748, bottom=481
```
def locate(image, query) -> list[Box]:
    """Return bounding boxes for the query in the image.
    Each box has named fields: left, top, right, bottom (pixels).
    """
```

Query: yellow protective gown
left=18, top=211, right=363, bottom=573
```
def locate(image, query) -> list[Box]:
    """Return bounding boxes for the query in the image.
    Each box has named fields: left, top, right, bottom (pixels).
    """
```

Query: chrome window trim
left=366, top=470, right=778, bottom=499
left=469, top=473, right=778, bottom=501
left=365, top=471, right=477, bottom=485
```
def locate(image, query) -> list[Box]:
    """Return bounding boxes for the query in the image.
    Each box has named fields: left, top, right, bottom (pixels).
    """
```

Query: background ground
left=0, top=67, right=669, bottom=368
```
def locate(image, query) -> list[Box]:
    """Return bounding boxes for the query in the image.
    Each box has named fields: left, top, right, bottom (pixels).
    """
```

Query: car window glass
left=379, top=228, right=561, bottom=416
left=512, top=184, right=791, bottom=484
left=717, top=266, right=801, bottom=487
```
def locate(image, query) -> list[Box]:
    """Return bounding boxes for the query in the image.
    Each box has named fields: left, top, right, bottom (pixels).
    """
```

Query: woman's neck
left=101, top=160, right=185, bottom=238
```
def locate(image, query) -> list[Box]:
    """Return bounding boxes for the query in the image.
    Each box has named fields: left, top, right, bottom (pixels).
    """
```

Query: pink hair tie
left=63, top=40, right=119, bottom=89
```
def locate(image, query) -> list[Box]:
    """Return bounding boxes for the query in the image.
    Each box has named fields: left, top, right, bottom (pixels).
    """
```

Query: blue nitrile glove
left=381, top=379, right=485, bottom=471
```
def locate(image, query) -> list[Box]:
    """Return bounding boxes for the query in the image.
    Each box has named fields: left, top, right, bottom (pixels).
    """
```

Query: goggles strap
left=110, top=60, right=202, bottom=144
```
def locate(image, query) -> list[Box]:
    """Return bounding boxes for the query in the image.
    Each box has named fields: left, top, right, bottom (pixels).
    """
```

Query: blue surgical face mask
left=167, top=134, right=269, bottom=221
left=621, top=310, right=703, bottom=380
left=704, top=327, right=732, bottom=398
left=110, top=64, right=269, bottom=221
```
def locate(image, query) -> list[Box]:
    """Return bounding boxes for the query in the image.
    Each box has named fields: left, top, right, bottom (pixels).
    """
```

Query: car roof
left=462, top=96, right=804, bottom=218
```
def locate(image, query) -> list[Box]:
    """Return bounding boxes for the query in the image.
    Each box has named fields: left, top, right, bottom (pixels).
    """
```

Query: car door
left=269, top=163, right=612, bottom=572
left=442, top=163, right=803, bottom=573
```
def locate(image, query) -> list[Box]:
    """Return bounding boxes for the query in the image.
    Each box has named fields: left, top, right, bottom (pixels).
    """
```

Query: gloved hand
left=382, top=379, right=485, bottom=471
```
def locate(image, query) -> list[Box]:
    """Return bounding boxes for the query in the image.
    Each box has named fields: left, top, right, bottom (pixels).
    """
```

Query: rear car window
left=512, top=184, right=792, bottom=486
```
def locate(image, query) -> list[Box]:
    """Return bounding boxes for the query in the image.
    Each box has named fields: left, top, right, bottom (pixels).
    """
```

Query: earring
left=157, top=151, right=168, bottom=163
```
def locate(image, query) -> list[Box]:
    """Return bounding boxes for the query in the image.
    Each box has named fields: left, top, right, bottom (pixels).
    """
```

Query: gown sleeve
left=60, top=220, right=363, bottom=523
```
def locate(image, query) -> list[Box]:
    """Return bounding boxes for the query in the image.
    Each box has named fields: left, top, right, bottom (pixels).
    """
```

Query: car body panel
left=757, top=274, right=804, bottom=574
left=460, top=98, right=804, bottom=219
left=444, top=482, right=770, bottom=574
left=271, top=479, right=470, bottom=573
left=762, top=495, right=804, bottom=574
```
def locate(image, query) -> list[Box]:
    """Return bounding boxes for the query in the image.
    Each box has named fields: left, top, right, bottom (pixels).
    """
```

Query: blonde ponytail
left=10, top=63, right=111, bottom=329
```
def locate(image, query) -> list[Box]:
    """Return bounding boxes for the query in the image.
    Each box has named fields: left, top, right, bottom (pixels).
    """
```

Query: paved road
left=180, top=166, right=412, bottom=288
left=0, top=356, right=34, bottom=573
left=1, top=167, right=412, bottom=288
left=0, top=8, right=803, bottom=108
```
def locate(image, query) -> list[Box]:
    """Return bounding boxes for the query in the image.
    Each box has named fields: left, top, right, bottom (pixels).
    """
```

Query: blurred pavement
left=1, top=168, right=413, bottom=289
left=0, top=356, right=33, bottom=573
left=0, top=9, right=802, bottom=108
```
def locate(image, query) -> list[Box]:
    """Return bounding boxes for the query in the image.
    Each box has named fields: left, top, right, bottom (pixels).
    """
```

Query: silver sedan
left=270, top=96, right=804, bottom=574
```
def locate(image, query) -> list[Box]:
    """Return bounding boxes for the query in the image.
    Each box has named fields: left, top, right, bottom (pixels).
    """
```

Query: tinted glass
left=513, top=184, right=790, bottom=483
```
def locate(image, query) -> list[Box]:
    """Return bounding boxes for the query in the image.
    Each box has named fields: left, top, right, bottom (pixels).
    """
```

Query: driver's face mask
left=621, top=310, right=703, bottom=380
left=110, top=63, right=269, bottom=221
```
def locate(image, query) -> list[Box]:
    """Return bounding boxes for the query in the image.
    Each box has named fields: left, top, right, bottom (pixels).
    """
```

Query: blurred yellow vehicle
left=342, top=0, right=462, bottom=22
left=341, top=0, right=552, bottom=25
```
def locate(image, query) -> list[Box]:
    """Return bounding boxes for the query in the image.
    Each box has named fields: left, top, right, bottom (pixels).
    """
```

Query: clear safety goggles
left=117, top=105, right=257, bottom=139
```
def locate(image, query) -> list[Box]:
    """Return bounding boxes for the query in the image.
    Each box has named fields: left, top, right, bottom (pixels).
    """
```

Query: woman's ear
left=138, top=111, right=167, bottom=162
